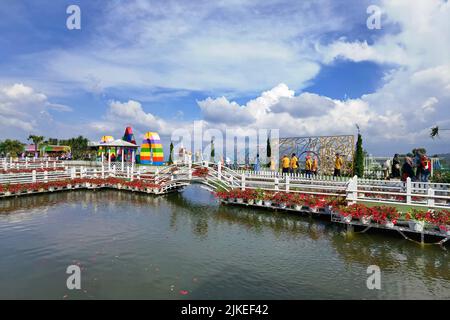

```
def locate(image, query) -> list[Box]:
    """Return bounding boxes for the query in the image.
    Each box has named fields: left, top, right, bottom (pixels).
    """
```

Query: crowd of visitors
left=280, top=153, right=323, bottom=176
left=391, top=151, right=432, bottom=182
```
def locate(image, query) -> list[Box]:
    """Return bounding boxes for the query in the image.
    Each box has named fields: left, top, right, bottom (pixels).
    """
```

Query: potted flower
left=338, top=204, right=358, bottom=223
left=291, top=193, right=305, bottom=211
left=430, top=210, right=450, bottom=236
left=371, top=206, right=399, bottom=228
left=405, top=209, right=427, bottom=232
left=354, top=205, right=373, bottom=225
left=272, top=192, right=291, bottom=209
left=242, top=189, right=256, bottom=205
left=235, top=190, right=244, bottom=204
left=263, top=192, right=274, bottom=207
left=255, top=189, right=264, bottom=206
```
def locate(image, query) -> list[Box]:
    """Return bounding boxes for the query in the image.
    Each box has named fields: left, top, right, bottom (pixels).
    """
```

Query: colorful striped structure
left=140, top=132, right=164, bottom=165
left=122, top=127, right=136, bottom=162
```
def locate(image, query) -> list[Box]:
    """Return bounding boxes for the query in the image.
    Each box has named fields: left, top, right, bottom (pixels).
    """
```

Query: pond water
left=0, top=186, right=449, bottom=299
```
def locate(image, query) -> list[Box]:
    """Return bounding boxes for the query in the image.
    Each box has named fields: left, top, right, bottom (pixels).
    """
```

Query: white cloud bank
left=0, top=83, right=72, bottom=139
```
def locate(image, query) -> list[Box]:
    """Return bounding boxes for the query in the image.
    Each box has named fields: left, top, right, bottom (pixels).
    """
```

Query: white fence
left=1, top=159, right=450, bottom=209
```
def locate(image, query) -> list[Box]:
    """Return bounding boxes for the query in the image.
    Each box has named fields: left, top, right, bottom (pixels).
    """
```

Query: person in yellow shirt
left=281, top=155, right=290, bottom=174
left=305, top=155, right=313, bottom=176
left=290, top=153, right=298, bottom=174
left=312, top=156, right=318, bottom=175
left=334, top=153, right=343, bottom=177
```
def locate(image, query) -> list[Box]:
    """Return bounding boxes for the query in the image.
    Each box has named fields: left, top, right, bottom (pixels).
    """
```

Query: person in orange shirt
left=281, top=155, right=290, bottom=174
left=334, top=153, right=343, bottom=177
left=305, top=155, right=313, bottom=176
left=290, top=153, right=298, bottom=174
left=312, top=156, right=318, bottom=175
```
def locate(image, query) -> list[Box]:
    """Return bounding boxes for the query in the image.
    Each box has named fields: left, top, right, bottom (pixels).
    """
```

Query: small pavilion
left=89, top=139, right=139, bottom=170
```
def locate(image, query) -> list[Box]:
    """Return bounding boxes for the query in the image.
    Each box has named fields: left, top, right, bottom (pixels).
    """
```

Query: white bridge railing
left=1, top=159, right=449, bottom=209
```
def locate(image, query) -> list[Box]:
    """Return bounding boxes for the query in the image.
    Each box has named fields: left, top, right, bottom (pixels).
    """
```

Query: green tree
left=59, top=135, right=90, bottom=160
left=266, top=136, right=271, bottom=167
left=353, top=133, right=364, bottom=177
left=27, top=135, right=44, bottom=154
left=210, top=139, right=215, bottom=162
left=168, top=142, right=174, bottom=165
left=0, top=139, right=25, bottom=156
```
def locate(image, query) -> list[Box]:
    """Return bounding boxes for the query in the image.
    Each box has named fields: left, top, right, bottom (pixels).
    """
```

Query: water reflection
left=0, top=186, right=449, bottom=299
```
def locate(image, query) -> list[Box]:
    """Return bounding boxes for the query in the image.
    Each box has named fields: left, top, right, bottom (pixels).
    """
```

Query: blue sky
left=0, top=0, right=449, bottom=156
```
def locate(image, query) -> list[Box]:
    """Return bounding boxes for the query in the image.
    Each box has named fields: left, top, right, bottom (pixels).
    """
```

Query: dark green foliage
left=353, top=133, right=364, bottom=177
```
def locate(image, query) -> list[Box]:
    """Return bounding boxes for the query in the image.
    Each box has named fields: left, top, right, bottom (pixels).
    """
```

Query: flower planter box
left=66, top=185, right=72, bottom=189
left=27, top=190, right=33, bottom=194
left=278, top=203, right=287, bottom=209
left=255, top=200, right=263, bottom=206
left=236, top=198, right=244, bottom=204
left=247, top=199, right=255, bottom=205
left=49, top=187, right=55, bottom=192
left=264, top=200, right=272, bottom=207
left=385, top=220, right=395, bottom=228
left=341, top=215, right=352, bottom=223
left=117, top=184, right=122, bottom=189
left=360, top=216, right=372, bottom=225
left=38, top=188, right=45, bottom=193
left=293, top=204, right=302, bottom=211
left=84, top=183, right=91, bottom=188
left=408, top=220, right=425, bottom=232
left=439, top=226, right=450, bottom=236
left=309, top=207, right=319, bottom=213
left=5, top=191, right=11, bottom=196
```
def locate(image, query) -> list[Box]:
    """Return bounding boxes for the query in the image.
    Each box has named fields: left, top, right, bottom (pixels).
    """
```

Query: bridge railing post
left=427, top=187, right=435, bottom=207
left=285, top=175, right=290, bottom=192
left=32, top=170, right=36, bottom=183
left=274, top=178, right=279, bottom=191
left=346, top=175, right=358, bottom=204
left=155, top=169, right=159, bottom=184
left=406, top=177, right=412, bottom=204
left=241, top=174, right=245, bottom=190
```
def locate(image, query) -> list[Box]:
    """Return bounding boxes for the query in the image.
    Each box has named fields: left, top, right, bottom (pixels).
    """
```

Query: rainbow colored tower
left=140, top=132, right=164, bottom=165
left=122, top=127, right=136, bottom=162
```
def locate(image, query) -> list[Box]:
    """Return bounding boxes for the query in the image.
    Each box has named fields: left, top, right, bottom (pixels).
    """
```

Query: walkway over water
left=1, top=158, right=449, bottom=245
left=1, top=158, right=450, bottom=210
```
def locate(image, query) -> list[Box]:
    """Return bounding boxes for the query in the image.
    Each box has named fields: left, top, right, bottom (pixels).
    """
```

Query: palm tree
left=430, top=126, right=450, bottom=139
left=27, top=135, right=44, bottom=155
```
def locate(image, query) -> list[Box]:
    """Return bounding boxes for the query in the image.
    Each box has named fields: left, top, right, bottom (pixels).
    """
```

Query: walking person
left=420, top=154, right=431, bottom=182
left=290, top=153, right=298, bottom=174
left=305, top=155, right=313, bottom=177
left=334, top=153, right=343, bottom=177
left=401, top=156, right=414, bottom=182
left=312, top=156, right=318, bottom=175
left=413, top=150, right=422, bottom=181
left=281, top=155, right=290, bottom=174
left=391, top=154, right=401, bottom=179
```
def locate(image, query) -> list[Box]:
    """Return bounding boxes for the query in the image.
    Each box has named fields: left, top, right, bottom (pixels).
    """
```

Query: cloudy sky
left=0, top=0, right=449, bottom=156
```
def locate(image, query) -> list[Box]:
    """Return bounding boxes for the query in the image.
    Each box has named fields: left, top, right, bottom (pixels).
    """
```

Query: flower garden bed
left=0, top=177, right=163, bottom=197
left=215, top=188, right=450, bottom=235
left=0, top=167, right=65, bottom=174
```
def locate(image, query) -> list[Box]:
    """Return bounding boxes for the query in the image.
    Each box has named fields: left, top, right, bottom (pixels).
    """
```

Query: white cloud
left=0, top=83, right=73, bottom=139
left=87, top=100, right=180, bottom=140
